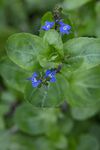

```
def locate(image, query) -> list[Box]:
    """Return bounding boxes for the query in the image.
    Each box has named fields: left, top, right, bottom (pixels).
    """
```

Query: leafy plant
left=0, top=1, right=100, bottom=150
left=5, top=10, right=100, bottom=108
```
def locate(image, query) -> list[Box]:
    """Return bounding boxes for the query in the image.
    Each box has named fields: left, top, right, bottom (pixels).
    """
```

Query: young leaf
left=38, top=30, right=64, bottom=68
left=43, top=29, right=64, bottom=57
left=41, top=11, right=54, bottom=25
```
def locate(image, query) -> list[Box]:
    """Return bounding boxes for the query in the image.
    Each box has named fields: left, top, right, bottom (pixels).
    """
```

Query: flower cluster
left=27, top=70, right=56, bottom=88
left=41, top=20, right=71, bottom=34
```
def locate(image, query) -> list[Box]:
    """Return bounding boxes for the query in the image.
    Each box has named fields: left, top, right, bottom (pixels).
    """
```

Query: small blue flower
left=27, top=72, right=41, bottom=87
left=59, top=21, right=71, bottom=34
left=42, top=21, right=54, bottom=31
left=45, top=70, right=56, bottom=82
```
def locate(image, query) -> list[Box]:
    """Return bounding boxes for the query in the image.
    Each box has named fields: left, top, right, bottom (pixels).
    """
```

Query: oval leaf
left=0, top=57, right=31, bottom=92
left=61, top=65, right=100, bottom=106
left=6, top=33, right=49, bottom=71
left=64, top=37, right=100, bottom=69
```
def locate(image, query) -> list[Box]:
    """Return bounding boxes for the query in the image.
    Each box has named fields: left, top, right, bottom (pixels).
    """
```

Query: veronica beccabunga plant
left=5, top=9, right=100, bottom=108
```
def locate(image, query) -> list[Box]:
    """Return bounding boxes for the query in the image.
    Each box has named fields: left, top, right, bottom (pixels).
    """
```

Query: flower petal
left=50, top=77, right=56, bottom=82
left=45, top=70, right=51, bottom=76
left=32, top=80, right=41, bottom=87
left=32, top=72, right=38, bottom=77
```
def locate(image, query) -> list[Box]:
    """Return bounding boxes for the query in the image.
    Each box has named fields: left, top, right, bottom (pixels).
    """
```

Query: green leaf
left=14, top=103, right=68, bottom=150
left=34, top=137, right=55, bottom=150
left=24, top=74, right=68, bottom=107
left=14, top=103, right=58, bottom=135
left=43, top=30, right=64, bottom=56
left=53, top=135, right=68, bottom=149
left=77, top=134, right=99, bottom=150
left=59, top=117, right=74, bottom=135
left=61, top=65, right=100, bottom=106
left=95, top=1, right=100, bottom=37
left=1, top=91, right=16, bottom=103
left=61, top=38, right=100, bottom=106
left=64, top=37, right=100, bottom=69
left=89, top=124, right=100, bottom=140
left=0, top=28, right=17, bottom=59
left=39, top=30, right=64, bottom=68
left=71, top=105, right=100, bottom=120
left=62, top=0, right=92, bottom=10
left=14, top=104, right=43, bottom=135
left=0, top=130, right=11, bottom=150
left=0, top=57, right=31, bottom=92
left=77, top=2, right=96, bottom=37
left=0, top=118, right=5, bottom=129
left=0, top=105, right=9, bottom=129
left=0, top=104, right=9, bottom=116
left=5, top=0, right=28, bottom=31
left=41, top=11, right=54, bottom=25
left=10, top=133, right=35, bottom=150
left=0, top=130, right=35, bottom=150
left=6, top=33, right=49, bottom=71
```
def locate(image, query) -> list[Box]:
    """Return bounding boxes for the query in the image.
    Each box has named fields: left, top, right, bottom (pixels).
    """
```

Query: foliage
left=0, top=0, right=100, bottom=150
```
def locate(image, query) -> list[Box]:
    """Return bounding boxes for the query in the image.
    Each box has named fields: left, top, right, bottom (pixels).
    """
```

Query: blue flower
left=59, top=21, right=71, bottom=34
left=45, top=70, right=56, bottom=82
left=27, top=72, right=41, bottom=87
left=42, top=21, right=54, bottom=31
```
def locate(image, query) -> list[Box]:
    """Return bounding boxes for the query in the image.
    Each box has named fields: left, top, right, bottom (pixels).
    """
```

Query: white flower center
left=47, top=25, right=50, bottom=28
left=63, top=26, right=67, bottom=30
left=33, top=78, right=37, bottom=82
left=49, top=74, right=52, bottom=78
